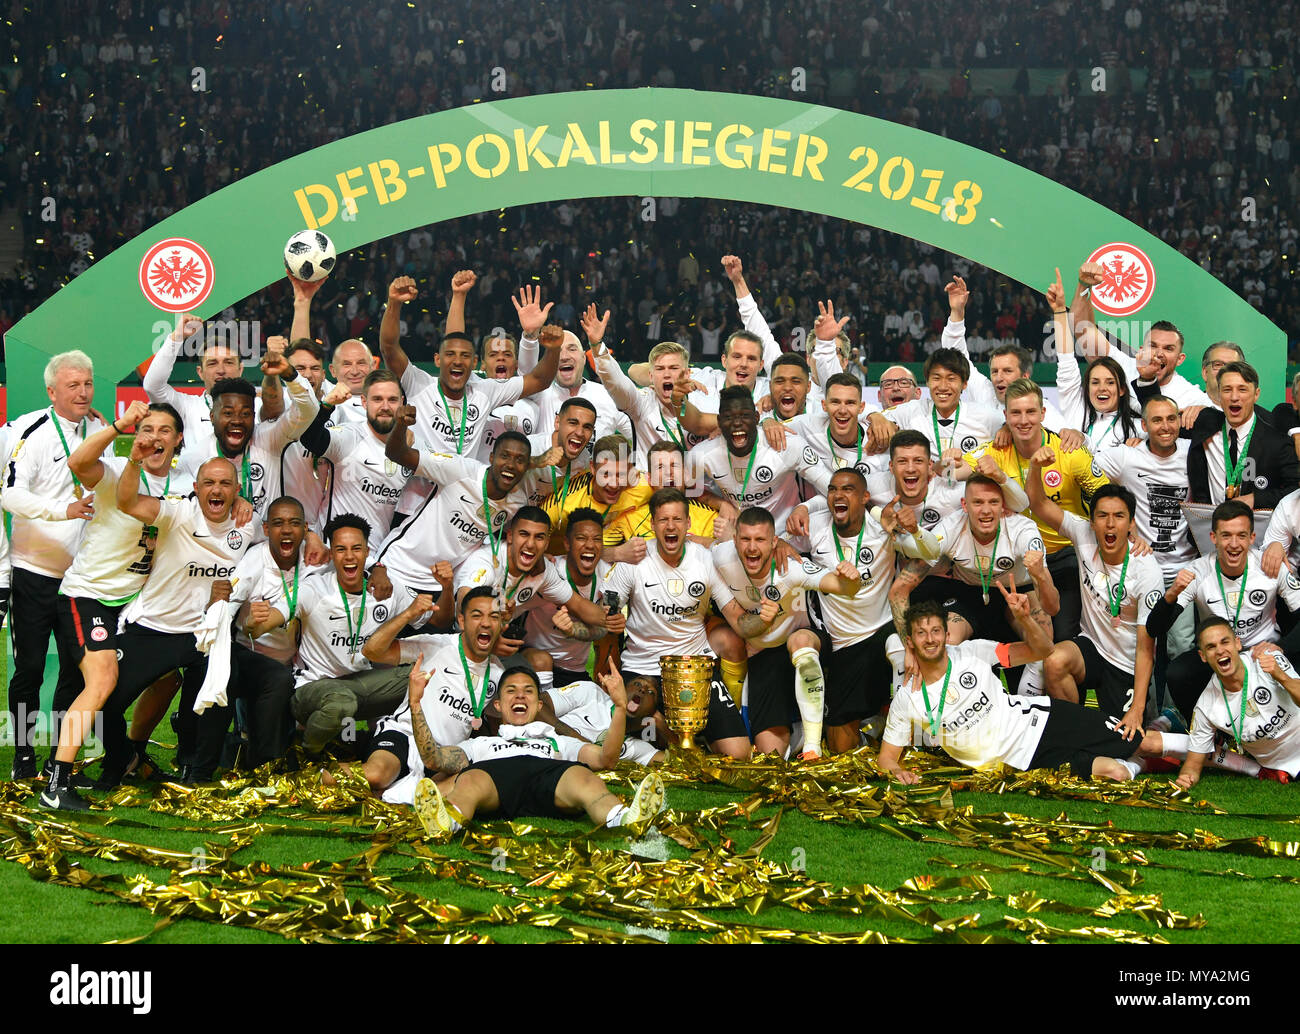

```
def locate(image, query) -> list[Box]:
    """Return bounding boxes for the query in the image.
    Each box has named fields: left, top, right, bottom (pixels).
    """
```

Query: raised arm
left=520, top=322, right=563, bottom=398
left=142, top=312, right=203, bottom=407
left=69, top=400, right=148, bottom=491
left=361, top=594, right=434, bottom=665
left=289, top=272, right=325, bottom=343
left=117, top=434, right=164, bottom=526
left=379, top=276, right=417, bottom=378
left=258, top=336, right=288, bottom=423
left=445, top=269, right=476, bottom=336
left=384, top=404, right=422, bottom=472
left=580, top=665, right=631, bottom=770
left=943, top=276, right=997, bottom=408
left=256, top=349, right=320, bottom=449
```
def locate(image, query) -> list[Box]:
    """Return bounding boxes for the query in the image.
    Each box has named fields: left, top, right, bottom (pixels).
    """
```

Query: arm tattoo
left=562, top=618, right=607, bottom=642
left=410, top=700, right=468, bottom=775
left=737, top=612, right=769, bottom=639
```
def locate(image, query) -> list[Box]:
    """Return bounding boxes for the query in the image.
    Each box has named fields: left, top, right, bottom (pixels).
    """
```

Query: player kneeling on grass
left=1175, top=620, right=1300, bottom=789
left=878, top=599, right=1177, bottom=783
left=411, top=664, right=665, bottom=838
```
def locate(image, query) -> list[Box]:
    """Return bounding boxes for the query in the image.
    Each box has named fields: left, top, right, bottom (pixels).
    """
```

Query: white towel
left=193, top=600, right=238, bottom=715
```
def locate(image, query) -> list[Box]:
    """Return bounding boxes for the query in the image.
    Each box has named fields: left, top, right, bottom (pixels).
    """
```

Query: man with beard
left=376, top=407, right=532, bottom=598
left=543, top=675, right=665, bottom=764
left=475, top=327, right=540, bottom=453
left=806, top=468, right=940, bottom=753
left=687, top=386, right=830, bottom=530
left=771, top=372, right=883, bottom=480
left=380, top=273, right=561, bottom=463
left=521, top=327, right=633, bottom=449
left=453, top=506, right=622, bottom=656
left=523, top=397, right=598, bottom=508
left=294, top=370, right=410, bottom=556
left=96, top=455, right=256, bottom=785
left=713, top=506, right=863, bottom=757
left=878, top=600, right=1175, bottom=783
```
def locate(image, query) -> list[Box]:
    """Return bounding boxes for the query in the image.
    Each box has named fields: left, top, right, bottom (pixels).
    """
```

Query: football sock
left=719, top=658, right=746, bottom=708
left=1118, top=758, right=1142, bottom=780
left=790, top=647, right=825, bottom=754
left=604, top=804, right=627, bottom=828
left=537, top=669, right=553, bottom=693
left=1158, top=732, right=1190, bottom=757
left=1211, top=746, right=1260, bottom=777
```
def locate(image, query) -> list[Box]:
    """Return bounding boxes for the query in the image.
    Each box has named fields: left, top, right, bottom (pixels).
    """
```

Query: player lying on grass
left=1175, top=619, right=1300, bottom=789
left=878, top=598, right=1180, bottom=783
left=410, top=664, right=666, bottom=838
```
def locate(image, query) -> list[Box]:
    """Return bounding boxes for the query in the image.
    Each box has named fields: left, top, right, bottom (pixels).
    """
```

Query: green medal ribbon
left=1215, top=558, right=1249, bottom=632
left=1104, top=547, right=1131, bottom=620
left=974, top=524, right=1001, bottom=605
left=551, top=462, right=572, bottom=509
left=280, top=565, right=300, bottom=622
left=834, top=517, right=867, bottom=571
left=567, top=564, right=598, bottom=601
left=931, top=402, right=960, bottom=459
left=732, top=445, right=758, bottom=499
left=482, top=470, right=504, bottom=562
left=659, top=411, right=685, bottom=448
left=338, top=575, right=368, bottom=659
left=1222, top=421, right=1256, bottom=493
left=920, top=659, right=953, bottom=737
left=438, top=382, right=469, bottom=454
left=501, top=565, right=526, bottom=605
left=459, top=638, right=487, bottom=718
left=826, top=423, right=863, bottom=470
left=49, top=408, right=87, bottom=497
left=1218, top=663, right=1249, bottom=746
left=1087, top=413, right=1120, bottom=445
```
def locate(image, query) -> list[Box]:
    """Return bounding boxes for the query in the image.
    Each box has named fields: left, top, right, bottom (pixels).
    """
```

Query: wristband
left=1052, top=309, right=1068, bottom=315
left=110, top=421, right=122, bottom=435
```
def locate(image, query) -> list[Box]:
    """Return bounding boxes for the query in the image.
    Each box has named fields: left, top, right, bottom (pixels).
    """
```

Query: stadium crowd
left=1, top=0, right=1297, bottom=362
left=4, top=244, right=1300, bottom=835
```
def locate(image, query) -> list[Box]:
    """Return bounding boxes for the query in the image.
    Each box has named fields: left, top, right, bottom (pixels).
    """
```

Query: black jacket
left=1133, top=380, right=1298, bottom=507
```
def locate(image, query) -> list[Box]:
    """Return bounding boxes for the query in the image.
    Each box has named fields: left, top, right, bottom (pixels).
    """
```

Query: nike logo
left=442, top=667, right=460, bottom=676
left=643, top=582, right=658, bottom=588
left=191, top=531, right=210, bottom=540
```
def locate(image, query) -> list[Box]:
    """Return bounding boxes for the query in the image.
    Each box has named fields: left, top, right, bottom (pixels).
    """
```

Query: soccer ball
left=283, top=230, right=336, bottom=282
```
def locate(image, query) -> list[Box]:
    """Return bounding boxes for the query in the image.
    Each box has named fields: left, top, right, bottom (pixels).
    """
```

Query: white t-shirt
left=400, top=365, right=525, bottom=463
left=1094, top=441, right=1195, bottom=571
left=375, top=451, right=529, bottom=593
left=1060, top=511, right=1165, bottom=675
left=458, top=720, right=587, bottom=764
left=602, top=541, right=736, bottom=676
left=886, top=398, right=1004, bottom=462
left=883, top=638, right=1052, bottom=771
left=711, top=540, right=825, bottom=654
left=283, top=568, right=409, bottom=686
left=1189, top=653, right=1300, bottom=776
left=122, top=497, right=254, bottom=634
left=60, top=458, right=194, bottom=603
left=546, top=679, right=660, bottom=764
left=932, top=511, right=1044, bottom=589
left=314, top=422, right=412, bottom=553
left=688, top=434, right=831, bottom=528
left=805, top=509, right=898, bottom=646
left=1175, top=549, right=1300, bottom=648
left=785, top=409, right=884, bottom=480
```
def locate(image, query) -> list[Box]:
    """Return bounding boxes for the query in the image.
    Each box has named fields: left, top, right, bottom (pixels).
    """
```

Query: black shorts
left=369, top=727, right=411, bottom=781
left=553, top=667, right=588, bottom=689
left=824, top=623, right=893, bottom=726
left=1028, top=698, right=1137, bottom=778
left=747, top=636, right=827, bottom=735
left=468, top=755, right=587, bottom=820
left=57, top=594, right=125, bottom=656
left=940, top=580, right=1033, bottom=644
left=625, top=666, right=749, bottom=745
left=1075, top=635, right=1138, bottom=717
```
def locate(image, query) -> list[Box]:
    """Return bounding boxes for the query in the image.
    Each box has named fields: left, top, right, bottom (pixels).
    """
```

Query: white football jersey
left=932, top=510, right=1044, bottom=589
left=1175, top=549, right=1300, bottom=648
left=1190, top=653, right=1300, bottom=776
left=229, top=544, right=309, bottom=664
left=453, top=543, right=572, bottom=616
left=711, top=540, right=824, bottom=654
left=400, top=365, right=525, bottom=463
left=1262, top=488, right=1300, bottom=575
left=866, top=472, right=965, bottom=532
left=806, top=509, right=898, bottom=647
left=1094, top=441, right=1195, bottom=571
left=602, top=541, right=736, bottom=676
left=786, top=409, right=884, bottom=480
left=525, top=556, right=610, bottom=672
left=1060, top=511, right=1164, bottom=675
left=283, top=568, right=408, bottom=686
left=547, top=680, right=662, bottom=765
left=885, top=398, right=1004, bottom=462
left=883, top=639, right=1051, bottom=771
left=375, top=452, right=529, bottom=594
left=592, top=351, right=709, bottom=465
left=122, top=497, right=253, bottom=634
left=314, top=422, right=411, bottom=551
left=59, top=458, right=194, bottom=603
left=458, top=720, right=587, bottom=764
left=688, top=434, right=831, bottom=528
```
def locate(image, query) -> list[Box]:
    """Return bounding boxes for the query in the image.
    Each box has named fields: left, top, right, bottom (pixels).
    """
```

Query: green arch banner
left=4, top=88, right=1284, bottom=416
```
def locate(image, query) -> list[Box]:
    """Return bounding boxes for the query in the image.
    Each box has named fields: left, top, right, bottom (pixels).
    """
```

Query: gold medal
left=1225, top=483, right=1239, bottom=499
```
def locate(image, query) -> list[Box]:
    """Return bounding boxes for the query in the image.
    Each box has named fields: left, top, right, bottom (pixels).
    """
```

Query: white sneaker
left=413, top=777, right=456, bottom=838
left=622, top=772, right=666, bottom=827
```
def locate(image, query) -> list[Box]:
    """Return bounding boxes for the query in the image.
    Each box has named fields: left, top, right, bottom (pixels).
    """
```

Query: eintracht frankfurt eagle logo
left=1086, top=242, right=1156, bottom=318
left=139, top=237, right=214, bottom=312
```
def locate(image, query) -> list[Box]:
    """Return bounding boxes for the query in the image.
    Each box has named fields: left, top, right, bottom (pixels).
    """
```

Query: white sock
left=1118, top=758, right=1142, bottom=780
left=1148, top=713, right=1172, bottom=733
left=791, top=647, right=824, bottom=754
left=605, top=804, right=627, bottom=828
left=538, top=670, right=554, bottom=692
left=1159, top=732, right=1190, bottom=757
left=1212, top=745, right=1260, bottom=776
